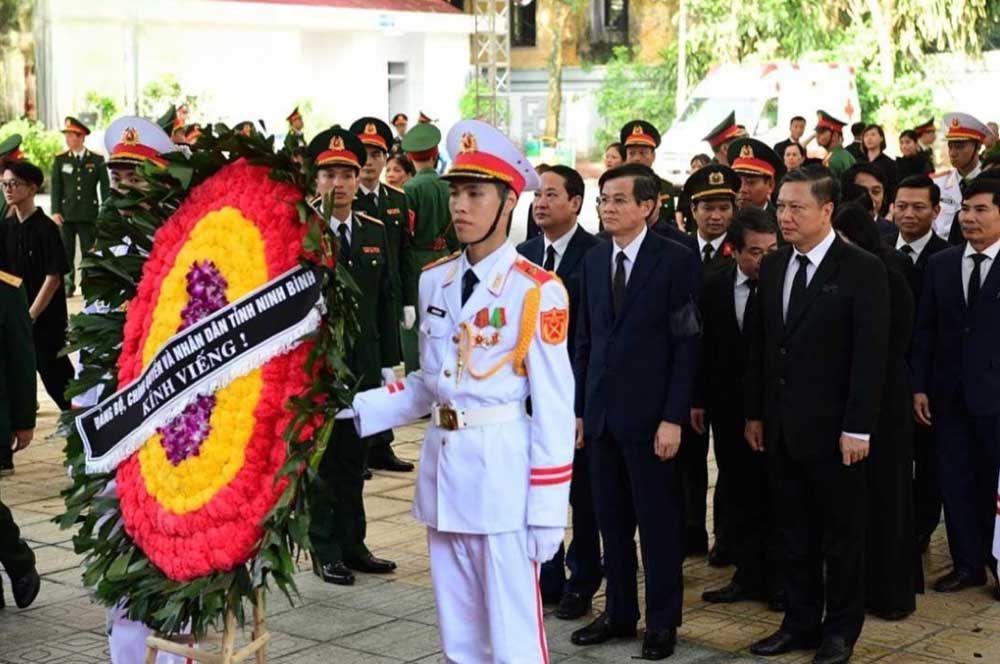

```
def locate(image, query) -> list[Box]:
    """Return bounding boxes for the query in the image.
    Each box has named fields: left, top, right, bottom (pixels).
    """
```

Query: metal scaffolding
left=471, top=0, right=511, bottom=130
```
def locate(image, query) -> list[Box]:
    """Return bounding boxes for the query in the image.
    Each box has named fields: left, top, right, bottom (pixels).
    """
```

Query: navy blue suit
left=517, top=226, right=602, bottom=603
left=911, top=244, right=1000, bottom=577
left=574, top=229, right=700, bottom=630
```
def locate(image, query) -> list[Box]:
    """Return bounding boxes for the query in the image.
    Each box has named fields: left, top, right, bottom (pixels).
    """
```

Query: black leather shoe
left=750, top=628, right=822, bottom=656
left=702, top=581, right=763, bottom=604
left=367, top=448, right=414, bottom=472
left=707, top=544, right=732, bottom=568
left=10, top=568, right=40, bottom=609
left=344, top=553, right=397, bottom=574
left=813, top=635, right=853, bottom=664
left=684, top=528, right=709, bottom=556
left=317, top=561, right=355, bottom=585
left=641, top=628, right=676, bottom=659
left=933, top=568, right=986, bottom=593
left=768, top=590, right=786, bottom=613
left=570, top=613, right=636, bottom=646
left=556, top=592, right=592, bottom=620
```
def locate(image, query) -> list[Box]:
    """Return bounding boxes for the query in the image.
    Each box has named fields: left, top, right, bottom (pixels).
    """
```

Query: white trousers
left=427, top=527, right=549, bottom=664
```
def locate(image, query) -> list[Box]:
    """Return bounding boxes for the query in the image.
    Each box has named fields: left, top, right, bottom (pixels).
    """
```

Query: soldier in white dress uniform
left=349, top=120, right=576, bottom=664
left=932, top=113, right=991, bottom=241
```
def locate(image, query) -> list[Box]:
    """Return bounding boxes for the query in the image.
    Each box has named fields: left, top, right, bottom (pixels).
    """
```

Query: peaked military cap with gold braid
left=349, top=117, right=394, bottom=153
left=943, top=112, right=991, bottom=143
left=702, top=111, right=740, bottom=149
left=683, top=164, right=741, bottom=202
left=815, top=110, right=847, bottom=134
left=104, top=116, right=176, bottom=168
left=727, top=138, right=784, bottom=180
left=619, top=120, right=661, bottom=149
left=308, top=126, right=367, bottom=171
left=441, top=120, right=540, bottom=196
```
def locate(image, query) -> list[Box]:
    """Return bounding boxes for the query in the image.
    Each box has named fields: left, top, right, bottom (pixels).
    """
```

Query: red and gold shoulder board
left=422, top=251, right=461, bottom=272
left=513, top=258, right=555, bottom=285
left=356, top=211, right=384, bottom=227
left=384, top=182, right=405, bottom=195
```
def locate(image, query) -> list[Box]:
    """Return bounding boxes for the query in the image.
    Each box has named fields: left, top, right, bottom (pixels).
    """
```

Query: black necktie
left=742, top=279, right=758, bottom=332
left=362, top=191, right=377, bottom=212
left=543, top=245, right=556, bottom=271
left=786, top=254, right=810, bottom=322
left=702, top=243, right=715, bottom=264
left=461, top=269, right=479, bottom=306
left=968, top=253, right=988, bottom=305
left=613, top=251, right=627, bottom=318
left=900, top=244, right=915, bottom=263
left=337, top=223, right=351, bottom=266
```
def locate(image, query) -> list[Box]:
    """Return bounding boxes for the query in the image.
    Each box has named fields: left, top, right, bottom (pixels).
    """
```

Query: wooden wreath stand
left=145, top=588, right=270, bottom=664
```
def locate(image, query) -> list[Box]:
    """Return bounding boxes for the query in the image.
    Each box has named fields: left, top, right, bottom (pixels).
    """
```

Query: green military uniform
left=354, top=182, right=417, bottom=314
left=51, top=118, right=110, bottom=295
left=0, top=273, right=38, bottom=587
left=400, top=123, right=459, bottom=371
left=284, top=107, right=307, bottom=154
left=825, top=145, right=856, bottom=178
left=305, top=127, right=400, bottom=572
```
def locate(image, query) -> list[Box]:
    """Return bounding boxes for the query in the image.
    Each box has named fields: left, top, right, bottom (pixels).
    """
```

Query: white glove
left=402, top=306, right=417, bottom=330
left=381, top=367, right=397, bottom=385
left=526, top=526, right=564, bottom=563
left=334, top=408, right=355, bottom=420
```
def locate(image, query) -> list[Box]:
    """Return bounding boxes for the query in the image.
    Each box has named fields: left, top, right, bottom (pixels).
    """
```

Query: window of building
left=511, top=2, right=537, bottom=48
left=388, top=62, right=408, bottom=121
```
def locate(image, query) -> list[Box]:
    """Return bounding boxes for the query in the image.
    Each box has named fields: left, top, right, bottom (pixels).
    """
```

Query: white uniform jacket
left=932, top=164, right=982, bottom=239
left=354, top=242, right=575, bottom=535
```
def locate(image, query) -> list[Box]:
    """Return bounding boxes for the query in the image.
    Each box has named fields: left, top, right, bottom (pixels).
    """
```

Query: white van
left=657, top=61, right=862, bottom=182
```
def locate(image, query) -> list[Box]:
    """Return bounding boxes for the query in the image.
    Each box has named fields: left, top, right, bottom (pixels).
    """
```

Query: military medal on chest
left=472, top=306, right=506, bottom=348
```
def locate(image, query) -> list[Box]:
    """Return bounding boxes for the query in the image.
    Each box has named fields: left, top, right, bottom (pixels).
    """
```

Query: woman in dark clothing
left=859, top=124, right=899, bottom=196
left=895, top=130, right=934, bottom=180
left=833, top=202, right=918, bottom=621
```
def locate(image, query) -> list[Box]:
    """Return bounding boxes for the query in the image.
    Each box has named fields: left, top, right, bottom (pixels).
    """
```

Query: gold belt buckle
left=437, top=405, right=459, bottom=431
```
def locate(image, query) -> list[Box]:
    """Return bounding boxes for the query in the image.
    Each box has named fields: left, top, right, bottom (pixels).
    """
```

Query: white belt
left=431, top=401, right=527, bottom=431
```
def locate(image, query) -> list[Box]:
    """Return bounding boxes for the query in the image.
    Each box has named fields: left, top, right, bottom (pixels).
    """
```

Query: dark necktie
left=702, top=243, right=715, bottom=264
left=900, top=244, right=915, bottom=263
left=543, top=245, right=556, bottom=271
left=361, top=191, right=377, bottom=213
left=337, top=223, right=351, bottom=266
left=742, top=279, right=758, bottom=332
left=968, top=253, right=988, bottom=305
left=786, top=254, right=810, bottom=322
left=461, top=269, right=479, bottom=306
left=613, top=251, right=627, bottom=318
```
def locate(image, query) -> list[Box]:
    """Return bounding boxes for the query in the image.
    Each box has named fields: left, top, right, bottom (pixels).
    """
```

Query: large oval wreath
left=60, top=128, right=354, bottom=635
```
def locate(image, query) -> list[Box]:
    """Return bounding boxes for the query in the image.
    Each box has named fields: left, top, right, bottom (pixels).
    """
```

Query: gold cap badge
left=708, top=171, right=724, bottom=185
left=460, top=132, right=478, bottom=154
left=121, top=127, right=138, bottom=145
left=330, top=136, right=345, bottom=151
left=740, top=144, right=754, bottom=159
left=364, top=123, right=377, bottom=135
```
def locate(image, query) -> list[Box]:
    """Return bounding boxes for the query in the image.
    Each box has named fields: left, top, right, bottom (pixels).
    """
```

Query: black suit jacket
left=745, top=236, right=890, bottom=459
left=575, top=230, right=701, bottom=444
left=693, top=263, right=747, bottom=414
left=881, top=227, right=950, bottom=304
left=517, top=225, right=601, bottom=360
left=911, top=245, right=1000, bottom=417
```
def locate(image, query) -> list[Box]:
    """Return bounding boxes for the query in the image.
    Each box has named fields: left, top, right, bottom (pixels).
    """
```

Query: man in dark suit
left=745, top=167, right=889, bottom=664
left=516, top=165, right=602, bottom=619
left=678, top=164, right=739, bottom=562
left=846, top=122, right=866, bottom=161
left=774, top=116, right=807, bottom=164
left=696, top=207, right=783, bottom=609
left=571, top=163, right=700, bottom=660
left=886, top=175, right=950, bottom=551
left=912, top=177, right=1000, bottom=596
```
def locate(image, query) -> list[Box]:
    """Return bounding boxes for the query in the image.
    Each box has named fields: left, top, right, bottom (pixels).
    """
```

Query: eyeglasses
left=0, top=180, right=26, bottom=190
left=598, top=195, right=636, bottom=208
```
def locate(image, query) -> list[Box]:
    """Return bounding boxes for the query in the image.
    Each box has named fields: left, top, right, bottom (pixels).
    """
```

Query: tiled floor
left=1, top=297, right=997, bottom=662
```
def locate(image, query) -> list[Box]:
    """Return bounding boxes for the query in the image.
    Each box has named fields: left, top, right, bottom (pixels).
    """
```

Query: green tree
left=0, top=118, right=66, bottom=190
left=84, top=91, right=120, bottom=129
left=139, top=73, right=202, bottom=121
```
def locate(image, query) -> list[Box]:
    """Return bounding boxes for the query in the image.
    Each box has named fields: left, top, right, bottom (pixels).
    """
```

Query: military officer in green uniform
left=284, top=107, right=307, bottom=153
left=0, top=134, right=22, bottom=222
left=306, top=127, right=400, bottom=586
left=0, top=270, right=41, bottom=609
left=620, top=120, right=678, bottom=229
left=51, top=117, right=109, bottom=296
left=816, top=110, right=856, bottom=177
left=349, top=116, right=417, bottom=473
left=703, top=111, right=743, bottom=166
left=400, top=122, right=459, bottom=371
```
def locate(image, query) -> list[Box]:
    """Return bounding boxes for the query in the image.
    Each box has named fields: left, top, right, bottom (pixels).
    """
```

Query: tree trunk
left=544, top=1, right=570, bottom=141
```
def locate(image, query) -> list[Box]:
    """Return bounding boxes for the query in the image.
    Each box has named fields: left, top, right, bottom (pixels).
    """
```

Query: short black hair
left=782, top=142, right=806, bottom=158
left=690, top=153, right=711, bottom=168
left=899, top=129, right=919, bottom=143
left=850, top=122, right=866, bottom=139
left=388, top=153, right=416, bottom=177
left=790, top=115, right=806, bottom=124
left=730, top=206, right=778, bottom=251
left=599, top=163, right=659, bottom=207
left=833, top=202, right=881, bottom=253
left=543, top=164, right=585, bottom=215
left=845, top=162, right=888, bottom=188
left=896, top=174, right=941, bottom=206
left=780, top=165, right=839, bottom=206
left=4, top=160, right=43, bottom=188
left=391, top=113, right=408, bottom=124
left=963, top=176, right=1000, bottom=208
left=605, top=142, right=626, bottom=161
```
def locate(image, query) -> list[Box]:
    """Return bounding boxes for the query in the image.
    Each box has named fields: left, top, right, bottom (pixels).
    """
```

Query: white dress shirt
left=734, top=265, right=753, bottom=331
left=542, top=224, right=579, bottom=273
left=697, top=232, right=726, bottom=262
left=330, top=212, right=352, bottom=246
left=895, top=228, right=933, bottom=264
left=610, top=224, right=647, bottom=284
left=962, top=238, right=1000, bottom=302
left=461, top=240, right=508, bottom=291
left=782, top=227, right=836, bottom=319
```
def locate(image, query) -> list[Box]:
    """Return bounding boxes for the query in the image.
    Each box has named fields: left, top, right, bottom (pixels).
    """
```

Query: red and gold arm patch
left=540, top=307, right=569, bottom=345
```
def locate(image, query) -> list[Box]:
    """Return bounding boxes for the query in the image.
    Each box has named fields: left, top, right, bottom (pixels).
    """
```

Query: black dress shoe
left=707, top=544, right=733, bottom=568
left=642, top=627, right=676, bottom=660
left=367, top=448, right=414, bottom=472
left=813, top=635, right=853, bottom=664
left=702, top=581, right=763, bottom=604
left=556, top=592, right=592, bottom=620
left=570, top=613, right=636, bottom=646
left=750, top=628, right=822, bottom=656
left=933, top=568, right=986, bottom=593
left=317, top=561, right=355, bottom=585
left=768, top=590, right=786, bottom=613
left=344, top=553, right=397, bottom=574
left=10, top=568, right=40, bottom=609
